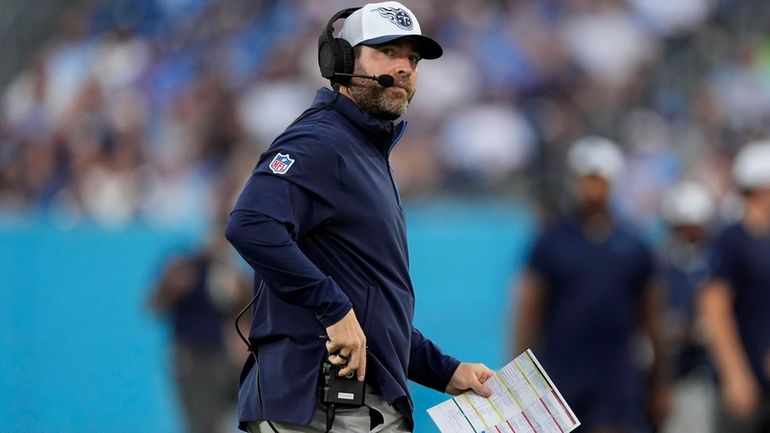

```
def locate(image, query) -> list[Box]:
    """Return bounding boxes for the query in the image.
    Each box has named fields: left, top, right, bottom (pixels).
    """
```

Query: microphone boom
left=333, top=73, right=394, bottom=88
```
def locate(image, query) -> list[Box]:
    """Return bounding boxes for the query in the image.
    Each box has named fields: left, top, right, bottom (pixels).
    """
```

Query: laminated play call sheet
left=428, top=349, right=580, bottom=433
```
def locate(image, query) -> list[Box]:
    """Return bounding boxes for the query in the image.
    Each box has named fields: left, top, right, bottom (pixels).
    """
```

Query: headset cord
left=325, top=403, right=336, bottom=433
left=234, top=281, right=261, bottom=353
left=235, top=282, right=281, bottom=433
left=236, top=281, right=379, bottom=433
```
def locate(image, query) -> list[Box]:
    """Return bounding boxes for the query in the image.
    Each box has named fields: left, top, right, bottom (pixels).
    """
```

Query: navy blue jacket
left=708, top=223, right=770, bottom=394
left=527, top=216, right=655, bottom=431
left=225, top=88, right=460, bottom=428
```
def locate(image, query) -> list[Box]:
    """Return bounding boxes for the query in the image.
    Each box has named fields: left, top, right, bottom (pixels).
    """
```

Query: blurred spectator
left=614, top=109, right=681, bottom=227
left=629, top=0, right=712, bottom=37
left=511, top=137, right=670, bottom=433
left=699, top=141, right=770, bottom=433
left=149, top=188, right=251, bottom=433
left=439, top=101, right=535, bottom=190
left=560, top=0, right=658, bottom=90
left=658, top=181, right=717, bottom=433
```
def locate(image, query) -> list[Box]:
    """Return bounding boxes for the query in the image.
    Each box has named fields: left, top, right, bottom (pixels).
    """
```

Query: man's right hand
left=325, top=309, right=367, bottom=382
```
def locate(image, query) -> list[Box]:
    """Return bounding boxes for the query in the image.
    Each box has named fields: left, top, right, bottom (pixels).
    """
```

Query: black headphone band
left=323, top=7, right=360, bottom=41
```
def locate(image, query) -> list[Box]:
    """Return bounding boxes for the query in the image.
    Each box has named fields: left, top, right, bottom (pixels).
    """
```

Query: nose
left=394, top=57, right=413, bottom=78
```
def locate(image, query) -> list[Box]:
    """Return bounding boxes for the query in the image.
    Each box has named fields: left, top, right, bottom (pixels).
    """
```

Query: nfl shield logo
left=269, top=153, right=295, bottom=174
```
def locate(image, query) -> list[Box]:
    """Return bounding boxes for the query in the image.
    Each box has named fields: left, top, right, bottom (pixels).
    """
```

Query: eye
left=409, top=54, right=421, bottom=65
left=381, top=47, right=394, bottom=56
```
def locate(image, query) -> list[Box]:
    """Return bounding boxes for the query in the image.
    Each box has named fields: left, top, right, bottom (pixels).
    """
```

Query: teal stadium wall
left=0, top=202, right=534, bottom=433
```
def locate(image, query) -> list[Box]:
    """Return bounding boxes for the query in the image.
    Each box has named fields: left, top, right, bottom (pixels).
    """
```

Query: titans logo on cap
left=375, top=7, right=413, bottom=30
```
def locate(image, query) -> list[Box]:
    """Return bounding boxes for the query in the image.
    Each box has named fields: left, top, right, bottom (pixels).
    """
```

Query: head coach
left=225, top=2, right=494, bottom=432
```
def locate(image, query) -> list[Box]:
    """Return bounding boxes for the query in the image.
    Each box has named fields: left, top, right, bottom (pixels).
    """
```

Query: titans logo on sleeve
left=376, top=7, right=413, bottom=30
left=269, top=153, right=295, bottom=174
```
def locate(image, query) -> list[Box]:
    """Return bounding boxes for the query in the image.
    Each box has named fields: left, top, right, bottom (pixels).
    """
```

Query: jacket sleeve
left=225, top=131, right=352, bottom=328
left=407, top=326, right=461, bottom=392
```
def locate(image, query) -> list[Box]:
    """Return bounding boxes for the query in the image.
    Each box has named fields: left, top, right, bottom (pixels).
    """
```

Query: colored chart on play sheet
left=428, top=350, right=580, bottom=433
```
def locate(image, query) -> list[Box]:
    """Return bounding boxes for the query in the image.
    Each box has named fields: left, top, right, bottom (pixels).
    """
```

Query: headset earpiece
left=318, top=8, right=359, bottom=85
left=318, top=38, right=353, bottom=81
left=337, top=38, right=354, bottom=77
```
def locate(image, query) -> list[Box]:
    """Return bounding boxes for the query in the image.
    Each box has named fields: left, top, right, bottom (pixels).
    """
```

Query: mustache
left=385, top=80, right=415, bottom=98
left=350, top=75, right=414, bottom=93
left=392, top=81, right=414, bottom=93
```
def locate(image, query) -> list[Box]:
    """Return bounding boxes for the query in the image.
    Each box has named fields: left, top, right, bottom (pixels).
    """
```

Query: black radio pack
left=320, top=361, right=366, bottom=407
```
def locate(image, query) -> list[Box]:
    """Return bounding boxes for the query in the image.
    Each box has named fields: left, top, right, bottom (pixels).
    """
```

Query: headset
left=278, top=8, right=358, bottom=132
left=318, top=7, right=361, bottom=86
left=277, top=7, right=356, bottom=132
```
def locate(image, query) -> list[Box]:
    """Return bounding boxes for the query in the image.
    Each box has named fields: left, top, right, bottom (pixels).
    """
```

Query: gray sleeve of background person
left=407, top=326, right=461, bottom=392
left=225, top=131, right=352, bottom=328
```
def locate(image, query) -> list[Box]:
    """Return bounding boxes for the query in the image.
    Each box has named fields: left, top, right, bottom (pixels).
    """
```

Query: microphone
left=333, top=73, right=394, bottom=88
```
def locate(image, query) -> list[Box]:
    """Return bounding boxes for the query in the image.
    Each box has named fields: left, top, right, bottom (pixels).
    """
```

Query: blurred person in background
left=225, top=2, right=493, bottom=432
left=699, top=141, right=770, bottom=433
left=149, top=199, right=251, bottom=433
left=658, top=181, right=716, bottom=433
left=512, top=137, right=670, bottom=433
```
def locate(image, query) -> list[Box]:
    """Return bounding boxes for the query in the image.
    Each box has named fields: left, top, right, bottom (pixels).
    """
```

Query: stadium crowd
left=2, top=0, right=770, bottom=227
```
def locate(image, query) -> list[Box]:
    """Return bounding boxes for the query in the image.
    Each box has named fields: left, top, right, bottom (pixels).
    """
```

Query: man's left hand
left=446, top=362, right=494, bottom=398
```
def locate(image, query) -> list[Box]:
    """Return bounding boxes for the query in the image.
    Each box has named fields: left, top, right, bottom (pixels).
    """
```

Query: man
left=658, top=182, right=716, bottom=433
left=699, top=141, right=770, bottom=433
left=225, top=2, right=493, bottom=432
left=149, top=223, right=251, bottom=433
left=512, top=137, right=669, bottom=433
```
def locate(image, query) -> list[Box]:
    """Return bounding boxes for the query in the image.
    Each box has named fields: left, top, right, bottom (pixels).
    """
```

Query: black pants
left=173, top=343, right=238, bottom=433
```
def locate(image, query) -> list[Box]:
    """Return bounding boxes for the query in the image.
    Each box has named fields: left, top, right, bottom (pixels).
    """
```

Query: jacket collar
left=313, top=88, right=406, bottom=154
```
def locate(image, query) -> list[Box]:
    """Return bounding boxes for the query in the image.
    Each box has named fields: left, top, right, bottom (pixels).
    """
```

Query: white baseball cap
left=661, top=181, right=715, bottom=227
left=339, top=1, right=443, bottom=60
left=733, top=140, right=770, bottom=190
left=567, top=136, right=625, bottom=182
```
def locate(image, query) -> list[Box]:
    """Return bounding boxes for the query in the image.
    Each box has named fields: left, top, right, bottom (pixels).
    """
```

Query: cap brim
left=360, top=35, right=443, bottom=60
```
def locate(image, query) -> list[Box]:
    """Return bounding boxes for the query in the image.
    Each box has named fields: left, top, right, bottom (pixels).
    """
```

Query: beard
left=346, top=69, right=415, bottom=121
